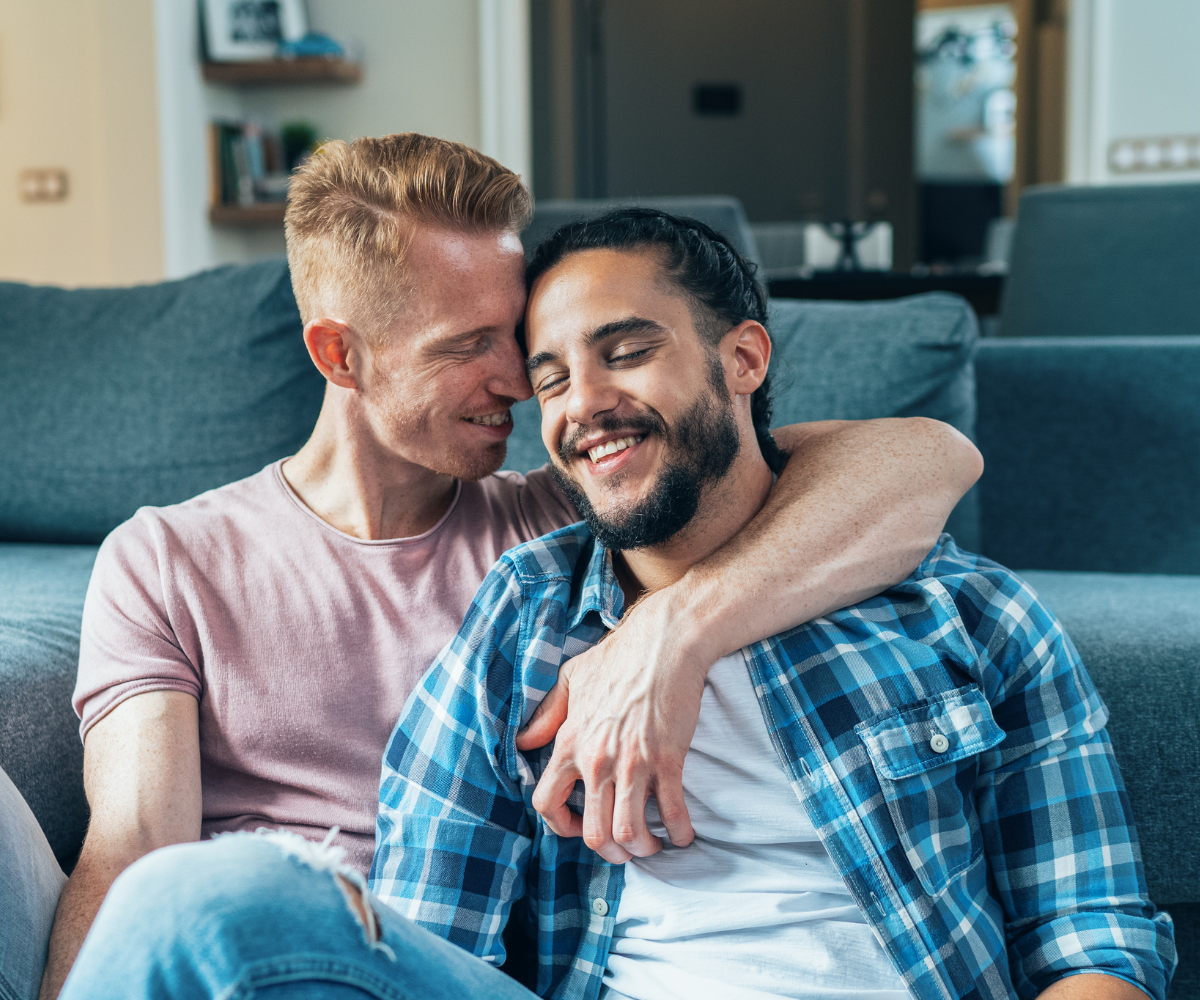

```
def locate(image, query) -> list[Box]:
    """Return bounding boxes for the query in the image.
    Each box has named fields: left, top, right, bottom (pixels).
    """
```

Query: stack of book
left=208, top=122, right=292, bottom=208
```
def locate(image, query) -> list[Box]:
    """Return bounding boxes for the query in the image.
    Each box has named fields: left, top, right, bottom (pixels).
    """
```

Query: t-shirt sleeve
left=503, top=464, right=580, bottom=539
left=73, top=512, right=202, bottom=741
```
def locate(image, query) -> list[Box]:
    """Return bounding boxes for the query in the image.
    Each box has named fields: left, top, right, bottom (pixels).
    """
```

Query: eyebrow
left=525, top=316, right=667, bottom=378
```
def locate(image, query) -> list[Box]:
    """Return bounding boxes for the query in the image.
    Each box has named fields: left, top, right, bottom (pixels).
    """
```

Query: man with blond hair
left=2, top=133, right=981, bottom=999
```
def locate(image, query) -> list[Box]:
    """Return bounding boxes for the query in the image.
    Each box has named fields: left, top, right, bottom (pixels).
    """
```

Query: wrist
left=636, top=574, right=726, bottom=675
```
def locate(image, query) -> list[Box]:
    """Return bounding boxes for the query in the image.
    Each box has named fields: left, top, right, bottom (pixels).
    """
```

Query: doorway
left=531, top=0, right=920, bottom=268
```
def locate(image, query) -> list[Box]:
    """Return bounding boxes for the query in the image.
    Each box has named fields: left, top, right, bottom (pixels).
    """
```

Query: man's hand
left=517, top=588, right=704, bottom=863
left=517, top=417, right=983, bottom=862
left=39, top=691, right=201, bottom=999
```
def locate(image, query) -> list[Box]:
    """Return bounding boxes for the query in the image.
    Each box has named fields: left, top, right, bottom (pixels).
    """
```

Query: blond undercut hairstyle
left=285, top=133, right=532, bottom=336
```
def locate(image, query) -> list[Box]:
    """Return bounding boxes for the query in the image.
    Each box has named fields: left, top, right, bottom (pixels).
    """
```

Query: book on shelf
left=208, top=121, right=292, bottom=209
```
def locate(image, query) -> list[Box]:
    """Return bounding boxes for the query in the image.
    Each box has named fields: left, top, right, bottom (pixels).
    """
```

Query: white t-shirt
left=601, top=651, right=910, bottom=1000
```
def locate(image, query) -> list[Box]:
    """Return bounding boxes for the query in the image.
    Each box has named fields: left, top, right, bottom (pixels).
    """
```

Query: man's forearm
left=39, top=855, right=124, bottom=999
left=655, top=417, right=981, bottom=665
left=41, top=690, right=203, bottom=997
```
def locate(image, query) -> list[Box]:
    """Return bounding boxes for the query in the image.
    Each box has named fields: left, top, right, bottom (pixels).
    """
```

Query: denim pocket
left=856, top=685, right=1005, bottom=896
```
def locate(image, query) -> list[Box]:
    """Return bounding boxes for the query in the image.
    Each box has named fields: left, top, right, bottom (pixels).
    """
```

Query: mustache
left=557, top=411, right=667, bottom=466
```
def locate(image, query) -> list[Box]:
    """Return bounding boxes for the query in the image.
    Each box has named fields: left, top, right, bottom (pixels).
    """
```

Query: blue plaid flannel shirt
left=370, top=526, right=1175, bottom=1000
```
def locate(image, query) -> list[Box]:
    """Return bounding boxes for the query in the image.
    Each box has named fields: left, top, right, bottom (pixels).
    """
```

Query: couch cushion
left=0, top=543, right=97, bottom=870
left=503, top=292, right=980, bottom=545
left=0, top=258, right=324, bottom=544
left=976, top=337, right=1200, bottom=574
left=1021, top=570, right=1200, bottom=907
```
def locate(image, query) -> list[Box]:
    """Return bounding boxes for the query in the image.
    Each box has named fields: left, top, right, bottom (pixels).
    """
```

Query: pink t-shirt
left=74, top=461, right=576, bottom=874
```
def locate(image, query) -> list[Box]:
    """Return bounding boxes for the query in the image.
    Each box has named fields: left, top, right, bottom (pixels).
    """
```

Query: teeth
left=587, top=435, right=644, bottom=463
left=467, top=411, right=510, bottom=427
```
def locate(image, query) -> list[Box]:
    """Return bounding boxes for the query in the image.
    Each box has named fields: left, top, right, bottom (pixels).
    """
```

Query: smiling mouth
left=465, top=410, right=511, bottom=427
left=585, top=434, right=645, bottom=464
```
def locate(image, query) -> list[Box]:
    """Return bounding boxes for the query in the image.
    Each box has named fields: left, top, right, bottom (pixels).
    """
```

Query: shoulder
left=494, top=520, right=595, bottom=583
left=453, top=522, right=595, bottom=640
left=909, top=534, right=1056, bottom=649
left=470, top=468, right=579, bottom=539
left=442, top=523, right=596, bottom=699
left=90, top=464, right=284, bottom=602
left=103, top=464, right=281, bottom=550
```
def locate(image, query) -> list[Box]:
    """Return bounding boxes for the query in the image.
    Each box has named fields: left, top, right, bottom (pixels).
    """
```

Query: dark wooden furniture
left=767, top=271, right=1005, bottom=318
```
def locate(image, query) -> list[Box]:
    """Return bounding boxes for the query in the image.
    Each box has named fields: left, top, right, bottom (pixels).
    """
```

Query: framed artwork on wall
left=202, top=0, right=309, bottom=62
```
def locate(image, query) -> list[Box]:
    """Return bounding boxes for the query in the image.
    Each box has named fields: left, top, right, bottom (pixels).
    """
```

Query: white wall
left=1067, top=0, right=1200, bottom=184
left=155, top=0, right=531, bottom=279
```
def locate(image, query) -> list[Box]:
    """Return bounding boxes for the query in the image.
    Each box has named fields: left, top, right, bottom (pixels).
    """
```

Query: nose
left=488, top=331, right=534, bottom=402
left=563, top=364, right=621, bottom=427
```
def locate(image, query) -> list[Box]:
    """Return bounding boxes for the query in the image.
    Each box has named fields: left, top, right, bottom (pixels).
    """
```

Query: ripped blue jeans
left=59, top=831, right=536, bottom=1000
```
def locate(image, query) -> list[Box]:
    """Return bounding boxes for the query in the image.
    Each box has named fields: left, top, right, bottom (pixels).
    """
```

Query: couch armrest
left=976, top=336, right=1200, bottom=574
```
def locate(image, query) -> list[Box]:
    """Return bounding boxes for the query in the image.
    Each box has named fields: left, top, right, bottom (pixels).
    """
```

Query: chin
left=435, top=441, right=508, bottom=481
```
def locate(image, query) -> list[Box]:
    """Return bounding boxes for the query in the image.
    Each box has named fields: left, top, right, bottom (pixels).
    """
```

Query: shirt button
left=592, top=898, right=609, bottom=916
left=930, top=733, right=950, bottom=754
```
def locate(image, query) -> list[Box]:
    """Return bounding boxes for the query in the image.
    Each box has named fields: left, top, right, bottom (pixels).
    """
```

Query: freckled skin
left=358, top=226, right=533, bottom=482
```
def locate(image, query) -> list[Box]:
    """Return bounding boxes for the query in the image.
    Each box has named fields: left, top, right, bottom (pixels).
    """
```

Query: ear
left=722, top=320, right=772, bottom=396
left=303, top=318, right=359, bottom=390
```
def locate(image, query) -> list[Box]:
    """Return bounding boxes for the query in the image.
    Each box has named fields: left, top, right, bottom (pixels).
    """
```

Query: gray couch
left=1, top=257, right=1196, bottom=996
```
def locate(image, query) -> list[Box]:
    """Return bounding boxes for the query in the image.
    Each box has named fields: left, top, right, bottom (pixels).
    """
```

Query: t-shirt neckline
left=271, top=459, right=464, bottom=547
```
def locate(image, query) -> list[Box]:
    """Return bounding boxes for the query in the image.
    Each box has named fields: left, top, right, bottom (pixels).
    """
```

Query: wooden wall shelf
left=209, top=203, right=287, bottom=226
left=202, top=59, right=361, bottom=85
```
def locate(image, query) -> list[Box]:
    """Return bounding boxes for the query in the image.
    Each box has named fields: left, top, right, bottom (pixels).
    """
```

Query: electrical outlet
left=18, top=168, right=69, bottom=203
left=1109, top=136, right=1200, bottom=174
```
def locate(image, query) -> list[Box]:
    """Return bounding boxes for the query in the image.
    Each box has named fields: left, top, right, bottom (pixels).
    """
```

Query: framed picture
left=203, top=0, right=309, bottom=62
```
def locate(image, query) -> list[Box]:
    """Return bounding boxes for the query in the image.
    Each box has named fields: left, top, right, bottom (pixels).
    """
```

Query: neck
left=614, top=442, right=774, bottom=604
left=281, top=385, right=456, bottom=540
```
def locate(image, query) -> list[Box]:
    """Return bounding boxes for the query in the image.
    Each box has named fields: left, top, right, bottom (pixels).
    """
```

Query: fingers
left=530, top=755, right=584, bottom=839
left=612, top=775, right=661, bottom=858
left=582, top=780, right=631, bottom=864
left=653, top=774, right=695, bottom=848
left=515, top=676, right=571, bottom=752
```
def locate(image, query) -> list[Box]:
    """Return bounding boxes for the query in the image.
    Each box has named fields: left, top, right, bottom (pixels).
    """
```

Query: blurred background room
left=3, top=0, right=1199, bottom=328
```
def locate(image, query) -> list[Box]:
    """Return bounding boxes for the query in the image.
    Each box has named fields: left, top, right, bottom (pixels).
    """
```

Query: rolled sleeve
left=74, top=512, right=201, bottom=741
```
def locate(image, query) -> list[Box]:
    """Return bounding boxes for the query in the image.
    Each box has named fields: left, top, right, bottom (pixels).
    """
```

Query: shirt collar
left=566, top=533, right=626, bottom=632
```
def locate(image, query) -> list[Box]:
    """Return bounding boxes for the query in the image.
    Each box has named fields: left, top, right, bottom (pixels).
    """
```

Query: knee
left=105, top=834, right=305, bottom=931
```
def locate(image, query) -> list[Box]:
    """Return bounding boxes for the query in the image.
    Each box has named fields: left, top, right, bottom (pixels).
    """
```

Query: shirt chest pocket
left=855, top=685, right=1005, bottom=897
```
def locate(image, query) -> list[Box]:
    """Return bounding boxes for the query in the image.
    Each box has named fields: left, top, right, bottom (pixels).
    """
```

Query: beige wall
left=0, top=0, right=163, bottom=286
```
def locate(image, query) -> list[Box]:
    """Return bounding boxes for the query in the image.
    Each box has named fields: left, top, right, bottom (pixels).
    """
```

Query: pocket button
left=930, top=733, right=950, bottom=754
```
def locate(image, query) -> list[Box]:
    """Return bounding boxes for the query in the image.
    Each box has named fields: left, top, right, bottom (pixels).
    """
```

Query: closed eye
left=534, top=370, right=569, bottom=395
left=608, top=340, right=660, bottom=365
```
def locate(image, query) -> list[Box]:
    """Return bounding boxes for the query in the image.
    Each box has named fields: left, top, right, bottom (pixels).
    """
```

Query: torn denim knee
left=216, top=826, right=397, bottom=962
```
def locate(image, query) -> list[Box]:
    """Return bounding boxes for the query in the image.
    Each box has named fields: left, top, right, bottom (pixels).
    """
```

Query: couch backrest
left=503, top=292, right=981, bottom=547
left=976, top=336, right=1200, bottom=574
left=1000, top=182, right=1200, bottom=338
left=521, top=196, right=763, bottom=268
left=0, top=258, right=324, bottom=544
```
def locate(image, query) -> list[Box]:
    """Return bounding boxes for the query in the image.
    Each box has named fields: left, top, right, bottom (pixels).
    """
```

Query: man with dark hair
left=56, top=210, right=1172, bottom=1000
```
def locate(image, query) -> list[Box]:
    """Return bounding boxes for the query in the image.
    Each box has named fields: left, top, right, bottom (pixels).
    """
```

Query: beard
left=549, top=358, right=740, bottom=551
